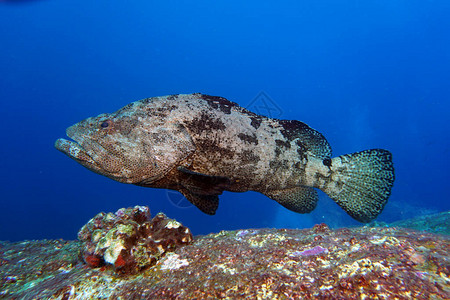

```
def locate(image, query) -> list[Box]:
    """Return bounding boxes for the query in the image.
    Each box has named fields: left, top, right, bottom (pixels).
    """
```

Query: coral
left=77, top=206, right=193, bottom=274
left=291, top=245, right=327, bottom=256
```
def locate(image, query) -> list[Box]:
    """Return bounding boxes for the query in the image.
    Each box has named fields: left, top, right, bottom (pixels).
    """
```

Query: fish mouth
left=55, top=128, right=122, bottom=178
left=54, top=137, right=98, bottom=167
left=55, top=123, right=103, bottom=171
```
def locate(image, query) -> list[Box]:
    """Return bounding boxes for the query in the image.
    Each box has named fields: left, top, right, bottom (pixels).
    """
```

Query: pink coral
left=291, top=245, right=328, bottom=257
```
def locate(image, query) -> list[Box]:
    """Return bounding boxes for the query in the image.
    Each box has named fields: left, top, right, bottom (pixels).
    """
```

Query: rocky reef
left=0, top=208, right=449, bottom=299
left=387, top=211, right=450, bottom=235
left=78, top=206, right=193, bottom=274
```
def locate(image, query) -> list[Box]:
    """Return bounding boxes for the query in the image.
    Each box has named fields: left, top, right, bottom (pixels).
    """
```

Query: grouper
left=55, top=93, right=394, bottom=222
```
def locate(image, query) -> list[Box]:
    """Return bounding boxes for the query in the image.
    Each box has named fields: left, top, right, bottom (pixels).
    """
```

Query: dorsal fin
left=279, top=120, right=332, bottom=159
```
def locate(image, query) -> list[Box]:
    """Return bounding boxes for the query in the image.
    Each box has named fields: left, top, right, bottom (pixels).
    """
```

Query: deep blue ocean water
left=1, top=1, right=449, bottom=242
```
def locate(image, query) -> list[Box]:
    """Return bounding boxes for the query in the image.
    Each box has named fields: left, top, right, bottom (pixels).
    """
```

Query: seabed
left=0, top=210, right=448, bottom=299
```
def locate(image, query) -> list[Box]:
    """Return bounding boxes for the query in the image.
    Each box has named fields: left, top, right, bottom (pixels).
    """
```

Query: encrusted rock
left=78, top=206, right=193, bottom=274
left=1, top=212, right=449, bottom=299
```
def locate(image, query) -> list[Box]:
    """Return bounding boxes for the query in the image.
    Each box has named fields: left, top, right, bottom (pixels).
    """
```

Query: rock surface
left=387, top=211, right=450, bottom=235
left=0, top=211, right=449, bottom=299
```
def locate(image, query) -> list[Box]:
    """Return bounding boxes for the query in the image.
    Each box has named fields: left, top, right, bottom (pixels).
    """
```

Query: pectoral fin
left=263, top=186, right=318, bottom=213
left=179, top=188, right=219, bottom=215
left=177, top=166, right=231, bottom=215
left=177, top=166, right=231, bottom=195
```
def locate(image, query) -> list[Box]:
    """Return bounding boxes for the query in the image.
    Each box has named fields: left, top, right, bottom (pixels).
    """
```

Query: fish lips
left=54, top=138, right=97, bottom=165
left=55, top=126, right=125, bottom=179
left=55, top=125, right=102, bottom=171
left=55, top=138, right=104, bottom=173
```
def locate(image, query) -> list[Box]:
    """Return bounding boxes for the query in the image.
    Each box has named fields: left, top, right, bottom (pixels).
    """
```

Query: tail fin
left=321, top=149, right=394, bottom=223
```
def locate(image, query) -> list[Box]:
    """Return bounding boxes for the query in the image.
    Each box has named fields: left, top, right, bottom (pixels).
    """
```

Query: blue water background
left=1, top=1, right=449, bottom=241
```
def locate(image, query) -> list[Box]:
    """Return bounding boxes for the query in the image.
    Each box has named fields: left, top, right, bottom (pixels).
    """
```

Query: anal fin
left=263, top=186, right=318, bottom=213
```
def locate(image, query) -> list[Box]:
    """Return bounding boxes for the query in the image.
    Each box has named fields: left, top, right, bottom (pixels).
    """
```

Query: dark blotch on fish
left=238, top=133, right=258, bottom=145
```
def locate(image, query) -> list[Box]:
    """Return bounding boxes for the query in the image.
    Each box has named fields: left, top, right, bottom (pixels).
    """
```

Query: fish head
left=55, top=104, right=195, bottom=184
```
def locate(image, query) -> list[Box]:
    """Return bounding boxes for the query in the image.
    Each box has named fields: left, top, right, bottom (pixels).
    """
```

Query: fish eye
left=322, top=158, right=332, bottom=167
left=100, top=120, right=111, bottom=128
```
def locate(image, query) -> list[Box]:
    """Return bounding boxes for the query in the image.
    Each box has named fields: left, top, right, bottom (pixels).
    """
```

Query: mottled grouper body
left=55, top=94, right=394, bottom=222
